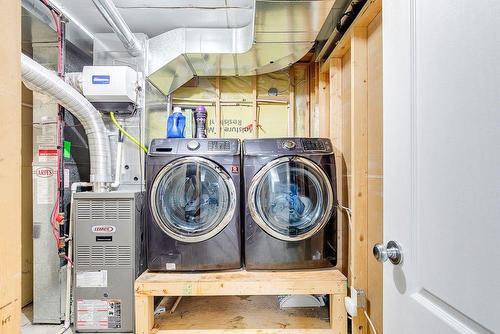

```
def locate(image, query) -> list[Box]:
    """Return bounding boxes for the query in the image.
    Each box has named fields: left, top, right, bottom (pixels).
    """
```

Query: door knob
left=373, top=240, right=403, bottom=265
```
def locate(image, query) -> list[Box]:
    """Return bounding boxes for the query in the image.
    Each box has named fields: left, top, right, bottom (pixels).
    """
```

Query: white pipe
left=21, top=54, right=112, bottom=190
left=58, top=182, right=93, bottom=334
left=91, top=0, right=142, bottom=57
left=110, top=140, right=123, bottom=189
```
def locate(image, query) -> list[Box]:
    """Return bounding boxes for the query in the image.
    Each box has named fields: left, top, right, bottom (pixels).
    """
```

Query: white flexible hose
left=21, top=54, right=112, bottom=189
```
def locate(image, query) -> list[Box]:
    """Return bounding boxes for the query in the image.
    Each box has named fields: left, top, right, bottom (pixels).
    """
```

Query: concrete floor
left=21, top=304, right=73, bottom=334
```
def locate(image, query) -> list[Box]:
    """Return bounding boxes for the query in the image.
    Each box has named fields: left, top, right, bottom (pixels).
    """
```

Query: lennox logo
left=36, top=167, right=54, bottom=177
left=92, top=225, right=116, bottom=233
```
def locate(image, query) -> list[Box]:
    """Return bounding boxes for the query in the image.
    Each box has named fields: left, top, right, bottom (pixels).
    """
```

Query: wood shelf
left=135, top=269, right=347, bottom=334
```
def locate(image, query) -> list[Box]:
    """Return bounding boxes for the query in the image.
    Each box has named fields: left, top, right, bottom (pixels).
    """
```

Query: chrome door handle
left=373, top=241, right=403, bottom=265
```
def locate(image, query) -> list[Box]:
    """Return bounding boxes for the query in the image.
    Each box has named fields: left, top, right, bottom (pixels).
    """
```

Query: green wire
left=110, top=112, right=148, bottom=153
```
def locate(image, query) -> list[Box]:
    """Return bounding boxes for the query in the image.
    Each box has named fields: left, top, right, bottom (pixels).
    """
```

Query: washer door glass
left=151, top=157, right=236, bottom=242
left=249, top=157, right=334, bottom=241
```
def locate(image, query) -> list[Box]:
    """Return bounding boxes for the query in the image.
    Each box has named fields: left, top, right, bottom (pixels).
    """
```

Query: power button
left=187, top=140, right=200, bottom=150
left=282, top=140, right=296, bottom=150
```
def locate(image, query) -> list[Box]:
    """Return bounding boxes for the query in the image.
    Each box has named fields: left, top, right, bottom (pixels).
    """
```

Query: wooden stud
left=350, top=26, right=369, bottom=334
left=252, top=76, right=258, bottom=138
left=215, top=76, right=221, bottom=137
left=318, top=62, right=330, bottom=137
left=329, top=58, right=348, bottom=276
left=288, top=66, right=295, bottom=137
left=135, top=295, right=154, bottom=334
left=304, top=65, right=311, bottom=137
left=330, top=293, right=348, bottom=334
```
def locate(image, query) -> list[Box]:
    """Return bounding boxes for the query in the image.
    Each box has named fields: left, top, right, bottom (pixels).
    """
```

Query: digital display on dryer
left=208, top=140, right=231, bottom=151
left=301, top=139, right=326, bottom=151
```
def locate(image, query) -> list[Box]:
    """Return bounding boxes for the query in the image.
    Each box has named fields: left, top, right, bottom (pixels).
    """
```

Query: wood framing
left=318, top=62, right=330, bottom=137
left=319, top=1, right=383, bottom=333
left=135, top=269, right=347, bottom=334
left=288, top=66, right=295, bottom=136
left=350, top=26, right=369, bottom=334
left=252, top=76, right=258, bottom=138
left=0, top=0, right=21, bottom=332
left=215, top=76, right=221, bottom=136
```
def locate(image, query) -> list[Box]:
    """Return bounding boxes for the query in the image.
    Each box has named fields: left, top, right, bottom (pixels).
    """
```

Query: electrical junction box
left=82, top=66, right=140, bottom=103
left=73, top=191, right=145, bottom=332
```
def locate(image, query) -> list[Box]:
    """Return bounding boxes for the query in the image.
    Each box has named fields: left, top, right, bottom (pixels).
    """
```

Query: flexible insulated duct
left=21, top=54, right=112, bottom=191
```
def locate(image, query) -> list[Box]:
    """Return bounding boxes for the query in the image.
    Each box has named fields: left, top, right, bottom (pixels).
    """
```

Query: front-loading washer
left=146, top=138, right=242, bottom=271
left=243, top=138, right=337, bottom=270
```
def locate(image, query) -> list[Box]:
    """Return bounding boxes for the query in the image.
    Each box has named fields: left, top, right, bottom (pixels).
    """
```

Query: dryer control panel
left=243, top=138, right=332, bottom=155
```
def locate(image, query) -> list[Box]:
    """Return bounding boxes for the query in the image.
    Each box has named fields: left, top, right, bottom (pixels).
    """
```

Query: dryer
left=243, top=138, right=337, bottom=270
left=146, top=138, right=242, bottom=271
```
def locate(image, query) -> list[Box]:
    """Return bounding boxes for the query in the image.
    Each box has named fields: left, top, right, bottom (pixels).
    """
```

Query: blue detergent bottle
left=167, top=107, right=186, bottom=138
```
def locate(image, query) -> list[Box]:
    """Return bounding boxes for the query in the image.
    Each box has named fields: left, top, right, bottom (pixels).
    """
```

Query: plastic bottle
left=194, top=105, right=208, bottom=138
left=166, top=107, right=186, bottom=138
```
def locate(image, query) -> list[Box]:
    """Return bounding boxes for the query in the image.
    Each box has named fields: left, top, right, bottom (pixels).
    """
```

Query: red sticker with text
left=231, top=166, right=239, bottom=174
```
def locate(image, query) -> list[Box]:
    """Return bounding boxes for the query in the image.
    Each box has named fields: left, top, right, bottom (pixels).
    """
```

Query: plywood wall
left=0, top=0, right=22, bottom=332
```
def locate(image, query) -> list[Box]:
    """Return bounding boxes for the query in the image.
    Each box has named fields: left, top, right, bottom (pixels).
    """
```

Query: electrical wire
left=364, top=310, right=378, bottom=334
left=110, top=112, right=148, bottom=153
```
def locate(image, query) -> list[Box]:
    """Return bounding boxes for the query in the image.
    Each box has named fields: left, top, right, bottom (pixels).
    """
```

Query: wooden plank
left=350, top=26, right=369, bottom=334
left=135, top=295, right=154, bottom=334
left=318, top=62, right=330, bottom=137
left=155, top=295, right=331, bottom=332
left=252, top=76, right=258, bottom=138
left=366, top=12, right=383, bottom=334
left=304, top=65, right=311, bottom=137
left=215, top=76, right=221, bottom=136
left=136, top=269, right=347, bottom=297
left=157, top=329, right=335, bottom=334
left=0, top=0, right=21, bottom=332
left=330, top=294, right=348, bottom=334
left=288, top=66, right=295, bottom=136
left=328, top=58, right=348, bottom=277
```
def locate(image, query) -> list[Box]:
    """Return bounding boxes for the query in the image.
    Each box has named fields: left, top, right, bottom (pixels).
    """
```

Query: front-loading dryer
left=243, top=138, right=337, bottom=270
left=146, top=138, right=242, bottom=271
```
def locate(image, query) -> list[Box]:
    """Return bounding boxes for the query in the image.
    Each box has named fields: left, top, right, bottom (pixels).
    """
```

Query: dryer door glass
left=151, top=157, right=236, bottom=242
left=249, top=157, right=334, bottom=241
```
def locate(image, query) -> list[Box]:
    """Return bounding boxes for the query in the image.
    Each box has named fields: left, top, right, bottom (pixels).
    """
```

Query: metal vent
left=76, top=245, right=132, bottom=267
left=76, top=199, right=132, bottom=221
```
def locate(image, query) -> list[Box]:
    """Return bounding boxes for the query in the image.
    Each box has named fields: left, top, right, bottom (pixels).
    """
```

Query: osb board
left=366, top=12, right=383, bottom=334
left=155, top=296, right=330, bottom=331
left=0, top=0, right=21, bottom=331
left=136, top=269, right=347, bottom=296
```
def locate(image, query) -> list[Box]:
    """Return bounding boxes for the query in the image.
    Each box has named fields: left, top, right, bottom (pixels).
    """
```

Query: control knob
left=282, top=140, right=296, bottom=150
left=187, top=140, right=200, bottom=151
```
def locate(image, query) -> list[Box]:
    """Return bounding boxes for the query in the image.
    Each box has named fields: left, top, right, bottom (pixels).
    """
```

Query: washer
left=146, top=138, right=242, bottom=271
left=243, top=138, right=337, bottom=270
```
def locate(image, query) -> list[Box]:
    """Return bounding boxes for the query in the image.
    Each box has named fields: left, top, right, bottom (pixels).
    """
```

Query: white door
left=383, top=1, right=500, bottom=333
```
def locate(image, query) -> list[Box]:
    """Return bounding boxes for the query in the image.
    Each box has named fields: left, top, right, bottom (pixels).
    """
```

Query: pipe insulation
left=21, top=54, right=112, bottom=190
left=91, top=0, right=142, bottom=57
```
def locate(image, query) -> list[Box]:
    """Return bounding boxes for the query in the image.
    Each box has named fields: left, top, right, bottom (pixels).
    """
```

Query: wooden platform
left=135, top=269, right=347, bottom=334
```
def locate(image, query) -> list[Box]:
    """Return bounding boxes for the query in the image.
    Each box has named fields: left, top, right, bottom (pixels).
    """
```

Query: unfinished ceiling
left=33, top=0, right=348, bottom=94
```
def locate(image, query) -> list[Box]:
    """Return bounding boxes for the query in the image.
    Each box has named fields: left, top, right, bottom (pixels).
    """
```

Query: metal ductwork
left=145, top=0, right=342, bottom=95
left=21, top=53, right=112, bottom=191
left=91, top=0, right=143, bottom=57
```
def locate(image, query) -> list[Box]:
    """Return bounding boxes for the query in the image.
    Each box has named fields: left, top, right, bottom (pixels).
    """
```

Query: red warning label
left=231, top=165, right=239, bottom=174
